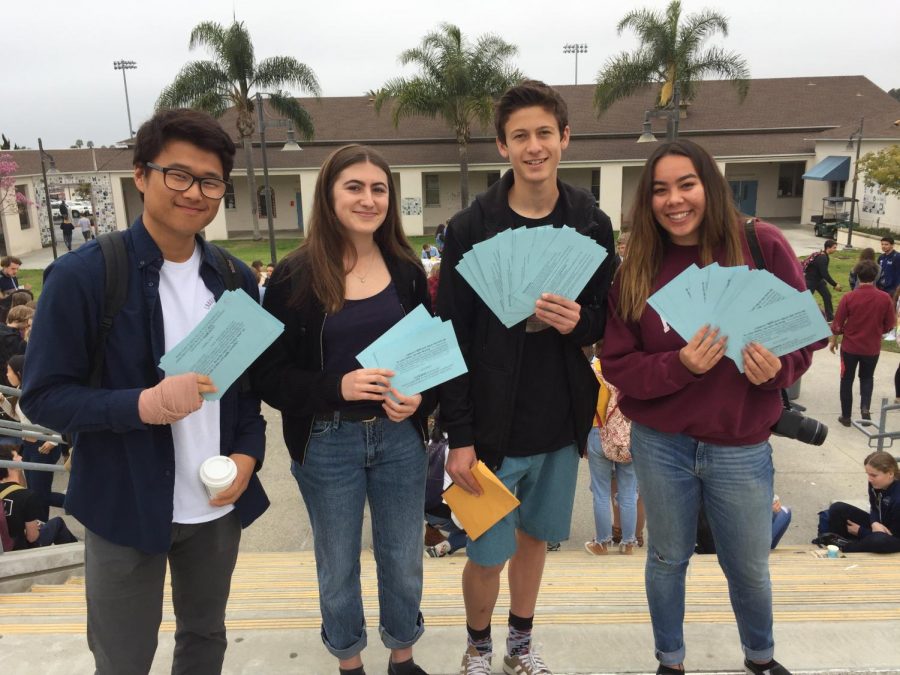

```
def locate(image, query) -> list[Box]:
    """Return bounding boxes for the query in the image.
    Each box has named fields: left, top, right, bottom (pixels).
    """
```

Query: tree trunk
left=243, top=136, right=261, bottom=240
left=458, top=139, right=470, bottom=209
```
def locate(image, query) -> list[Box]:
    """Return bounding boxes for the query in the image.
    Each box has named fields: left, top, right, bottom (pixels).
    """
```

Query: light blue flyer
left=362, top=319, right=467, bottom=395
left=159, top=289, right=285, bottom=400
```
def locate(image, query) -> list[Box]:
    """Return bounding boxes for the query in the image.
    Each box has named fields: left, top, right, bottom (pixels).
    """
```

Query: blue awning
left=802, top=156, right=850, bottom=182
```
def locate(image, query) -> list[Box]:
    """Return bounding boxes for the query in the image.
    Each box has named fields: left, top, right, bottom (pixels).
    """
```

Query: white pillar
left=298, top=170, right=318, bottom=234
left=599, top=164, right=624, bottom=230
left=109, top=172, right=129, bottom=231
left=204, top=203, right=228, bottom=241
left=398, top=169, right=424, bottom=236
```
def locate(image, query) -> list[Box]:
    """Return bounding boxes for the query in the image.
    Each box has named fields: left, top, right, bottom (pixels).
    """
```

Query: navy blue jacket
left=861, top=478, right=900, bottom=539
left=21, top=217, right=269, bottom=553
left=877, top=250, right=900, bottom=294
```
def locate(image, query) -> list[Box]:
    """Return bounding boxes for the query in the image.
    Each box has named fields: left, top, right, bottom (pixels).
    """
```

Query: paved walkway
left=5, top=221, right=900, bottom=673
left=1, top=549, right=899, bottom=674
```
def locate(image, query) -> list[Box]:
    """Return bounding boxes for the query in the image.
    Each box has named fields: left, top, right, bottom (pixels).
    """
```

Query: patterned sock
left=506, top=611, right=534, bottom=657
left=466, top=622, right=492, bottom=657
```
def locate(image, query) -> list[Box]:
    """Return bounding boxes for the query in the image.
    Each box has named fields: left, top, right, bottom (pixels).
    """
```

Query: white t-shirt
left=158, top=244, right=233, bottom=524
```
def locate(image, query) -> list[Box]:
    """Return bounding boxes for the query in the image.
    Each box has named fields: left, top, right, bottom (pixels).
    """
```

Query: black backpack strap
left=207, top=244, right=241, bottom=291
left=91, top=232, right=129, bottom=388
left=743, top=218, right=766, bottom=271
left=744, top=219, right=797, bottom=409
left=206, top=243, right=251, bottom=392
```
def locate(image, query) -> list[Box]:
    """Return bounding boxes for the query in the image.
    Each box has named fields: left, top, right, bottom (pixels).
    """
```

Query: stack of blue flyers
left=159, top=289, right=285, bottom=400
left=356, top=305, right=467, bottom=395
left=455, top=225, right=608, bottom=328
left=647, top=263, right=831, bottom=372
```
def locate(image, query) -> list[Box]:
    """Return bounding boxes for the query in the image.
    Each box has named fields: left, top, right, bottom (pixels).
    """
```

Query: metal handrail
left=0, top=386, right=67, bottom=444
left=0, top=459, right=66, bottom=473
left=852, top=399, right=900, bottom=452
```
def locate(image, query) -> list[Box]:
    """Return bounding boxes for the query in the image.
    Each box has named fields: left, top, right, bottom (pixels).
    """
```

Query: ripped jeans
left=630, top=422, right=775, bottom=667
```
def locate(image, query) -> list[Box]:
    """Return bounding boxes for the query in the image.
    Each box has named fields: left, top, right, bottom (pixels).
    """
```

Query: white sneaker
left=460, top=645, right=493, bottom=675
left=503, top=649, right=552, bottom=675
left=426, top=540, right=452, bottom=557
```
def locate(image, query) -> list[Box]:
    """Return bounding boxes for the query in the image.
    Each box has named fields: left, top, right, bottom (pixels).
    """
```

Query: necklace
left=351, top=247, right=377, bottom=284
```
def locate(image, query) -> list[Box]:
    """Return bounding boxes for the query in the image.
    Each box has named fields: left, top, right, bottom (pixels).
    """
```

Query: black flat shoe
left=657, top=666, right=685, bottom=674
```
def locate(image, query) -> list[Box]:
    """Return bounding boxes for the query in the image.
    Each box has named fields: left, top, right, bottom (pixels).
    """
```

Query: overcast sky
left=4, top=0, right=898, bottom=149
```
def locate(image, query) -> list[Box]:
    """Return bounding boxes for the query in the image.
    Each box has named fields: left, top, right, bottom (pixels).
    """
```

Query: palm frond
left=254, top=56, right=321, bottom=96
left=684, top=46, right=750, bottom=100
left=594, top=52, right=658, bottom=113
left=156, top=61, right=230, bottom=112
left=267, top=91, right=316, bottom=140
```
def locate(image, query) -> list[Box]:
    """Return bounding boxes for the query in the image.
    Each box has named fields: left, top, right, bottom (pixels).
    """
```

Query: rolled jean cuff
left=657, top=645, right=686, bottom=667
left=743, top=643, right=775, bottom=663
left=379, top=611, right=425, bottom=650
left=322, top=623, right=367, bottom=659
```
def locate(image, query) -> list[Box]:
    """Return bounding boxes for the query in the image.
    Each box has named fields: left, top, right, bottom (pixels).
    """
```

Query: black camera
left=771, top=403, right=827, bottom=446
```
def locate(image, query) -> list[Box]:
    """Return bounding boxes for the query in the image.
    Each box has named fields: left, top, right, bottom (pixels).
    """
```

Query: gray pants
left=84, top=511, right=241, bottom=675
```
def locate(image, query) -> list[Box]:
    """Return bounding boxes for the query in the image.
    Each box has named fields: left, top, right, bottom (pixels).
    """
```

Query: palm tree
left=157, top=20, right=320, bottom=239
left=594, top=0, right=749, bottom=115
left=371, top=23, right=522, bottom=209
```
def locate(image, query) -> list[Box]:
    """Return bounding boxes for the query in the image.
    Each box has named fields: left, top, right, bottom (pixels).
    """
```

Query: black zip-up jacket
left=861, top=478, right=900, bottom=539
left=436, top=169, right=616, bottom=467
left=804, top=251, right=837, bottom=288
left=251, top=248, right=436, bottom=464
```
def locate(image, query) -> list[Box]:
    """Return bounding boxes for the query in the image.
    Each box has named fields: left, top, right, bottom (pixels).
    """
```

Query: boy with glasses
left=22, top=108, right=269, bottom=675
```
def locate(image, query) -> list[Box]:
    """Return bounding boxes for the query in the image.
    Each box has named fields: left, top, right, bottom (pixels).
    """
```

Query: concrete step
left=0, top=548, right=897, bottom=674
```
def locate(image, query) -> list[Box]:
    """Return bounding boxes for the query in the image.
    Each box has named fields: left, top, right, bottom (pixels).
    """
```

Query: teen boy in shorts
left=437, top=80, right=615, bottom=675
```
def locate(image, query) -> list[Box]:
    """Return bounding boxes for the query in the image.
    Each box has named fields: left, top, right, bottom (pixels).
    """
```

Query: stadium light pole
left=113, top=60, right=137, bottom=139
left=562, top=43, right=588, bottom=85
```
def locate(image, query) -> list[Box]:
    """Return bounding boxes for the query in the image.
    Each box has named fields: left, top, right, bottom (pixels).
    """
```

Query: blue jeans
left=631, top=422, right=775, bottom=666
left=586, top=427, right=638, bottom=544
left=291, top=416, right=426, bottom=659
left=22, top=441, right=65, bottom=521
left=425, top=513, right=467, bottom=552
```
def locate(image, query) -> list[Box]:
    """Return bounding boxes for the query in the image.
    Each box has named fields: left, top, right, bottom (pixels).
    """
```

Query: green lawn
left=208, top=235, right=436, bottom=265
left=804, top=248, right=899, bottom=353
left=20, top=235, right=899, bottom=353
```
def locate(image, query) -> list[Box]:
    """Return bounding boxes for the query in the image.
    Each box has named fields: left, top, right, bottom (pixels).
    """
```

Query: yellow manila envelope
left=442, top=461, right=521, bottom=540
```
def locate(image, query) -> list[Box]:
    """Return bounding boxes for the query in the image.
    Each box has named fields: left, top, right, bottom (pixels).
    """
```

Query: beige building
left=3, top=76, right=899, bottom=257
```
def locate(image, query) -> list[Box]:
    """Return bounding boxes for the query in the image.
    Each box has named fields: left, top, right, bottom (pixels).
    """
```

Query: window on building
left=224, top=182, right=236, bottom=209
left=829, top=180, right=846, bottom=198
left=424, top=174, right=440, bottom=207
left=591, top=170, right=601, bottom=204
left=777, top=162, right=805, bottom=198
left=15, top=186, right=30, bottom=229
left=486, top=171, right=501, bottom=188
left=257, top=186, right=276, bottom=218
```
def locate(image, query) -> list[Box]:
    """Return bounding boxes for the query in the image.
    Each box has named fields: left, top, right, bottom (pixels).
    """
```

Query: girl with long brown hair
left=602, top=140, right=821, bottom=675
left=253, top=144, right=433, bottom=675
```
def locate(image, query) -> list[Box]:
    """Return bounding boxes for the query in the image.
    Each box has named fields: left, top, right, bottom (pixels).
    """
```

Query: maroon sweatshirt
left=831, top=285, right=895, bottom=356
left=602, top=222, right=821, bottom=446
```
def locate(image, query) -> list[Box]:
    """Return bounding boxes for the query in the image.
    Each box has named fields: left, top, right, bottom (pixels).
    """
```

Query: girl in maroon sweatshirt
left=602, top=140, right=820, bottom=675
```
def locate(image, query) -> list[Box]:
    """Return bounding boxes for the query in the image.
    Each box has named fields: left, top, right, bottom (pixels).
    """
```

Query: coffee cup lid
left=200, top=456, right=236, bottom=485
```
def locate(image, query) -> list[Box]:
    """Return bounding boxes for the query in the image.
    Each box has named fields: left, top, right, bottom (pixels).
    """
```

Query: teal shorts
left=466, top=444, right=580, bottom=567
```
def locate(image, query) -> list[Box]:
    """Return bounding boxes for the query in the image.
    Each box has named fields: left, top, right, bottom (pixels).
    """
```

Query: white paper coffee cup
left=199, top=456, right=237, bottom=499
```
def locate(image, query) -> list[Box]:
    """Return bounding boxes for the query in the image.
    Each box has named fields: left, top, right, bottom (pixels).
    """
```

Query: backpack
left=801, top=251, right=823, bottom=274
left=90, top=231, right=243, bottom=387
left=0, top=325, right=24, bottom=375
left=0, top=483, right=25, bottom=552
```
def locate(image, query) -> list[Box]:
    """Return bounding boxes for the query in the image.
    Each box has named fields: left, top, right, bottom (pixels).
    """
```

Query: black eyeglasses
left=144, top=162, right=230, bottom=199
